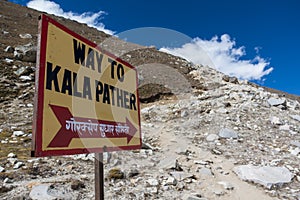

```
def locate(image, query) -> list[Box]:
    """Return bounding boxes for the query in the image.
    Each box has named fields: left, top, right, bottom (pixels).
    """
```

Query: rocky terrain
left=1, top=0, right=300, bottom=199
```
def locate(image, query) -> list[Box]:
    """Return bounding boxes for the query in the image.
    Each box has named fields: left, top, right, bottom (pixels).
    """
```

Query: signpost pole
left=95, top=153, right=104, bottom=200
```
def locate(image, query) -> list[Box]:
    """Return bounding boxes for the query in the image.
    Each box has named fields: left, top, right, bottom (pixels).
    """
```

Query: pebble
left=291, top=141, right=300, bottom=148
left=279, top=124, right=290, bottom=131
left=128, top=169, right=140, bottom=178
left=218, top=128, right=238, bottom=139
left=199, top=167, right=213, bottom=176
left=206, top=134, right=219, bottom=142
left=165, top=176, right=177, bottom=186
left=13, top=161, right=24, bottom=169
left=108, top=168, right=124, bottom=179
left=218, top=181, right=234, bottom=190
left=289, top=147, right=300, bottom=156
left=4, top=58, right=13, bottom=63
left=13, top=130, right=25, bottom=137
left=170, top=172, right=194, bottom=181
left=146, top=178, right=159, bottom=187
left=19, top=75, right=32, bottom=81
left=187, top=196, right=207, bottom=200
left=7, top=152, right=17, bottom=158
left=0, top=166, right=5, bottom=172
left=270, top=116, right=282, bottom=125
left=4, top=46, right=14, bottom=53
left=70, top=179, right=85, bottom=190
left=19, top=33, right=32, bottom=39
left=214, top=189, right=225, bottom=196
left=4, top=178, right=13, bottom=184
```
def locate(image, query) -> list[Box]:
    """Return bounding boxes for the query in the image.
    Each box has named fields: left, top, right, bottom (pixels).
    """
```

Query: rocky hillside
left=1, top=0, right=300, bottom=199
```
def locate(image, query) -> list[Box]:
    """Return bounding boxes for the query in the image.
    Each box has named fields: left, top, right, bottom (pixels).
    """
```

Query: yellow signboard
left=32, top=15, right=141, bottom=157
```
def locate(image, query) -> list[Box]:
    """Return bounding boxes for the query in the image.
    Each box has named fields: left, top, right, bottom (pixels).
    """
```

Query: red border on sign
left=32, top=14, right=142, bottom=157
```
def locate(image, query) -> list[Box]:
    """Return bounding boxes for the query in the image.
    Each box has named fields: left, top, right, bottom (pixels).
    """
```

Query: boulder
left=234, top=165, right=293, bottom=189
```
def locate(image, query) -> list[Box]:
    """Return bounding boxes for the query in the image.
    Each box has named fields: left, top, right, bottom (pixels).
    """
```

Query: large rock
left=29, top=184, right=56, bottom=200
left=233, top=165, right=293, bottom=189
left=29, top=184, right=74, bottom=200
left=267, top=97, right=286, bottom=107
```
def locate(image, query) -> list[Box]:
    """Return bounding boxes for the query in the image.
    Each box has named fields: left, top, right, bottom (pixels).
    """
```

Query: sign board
left=32, top=14, right=142, bottom=157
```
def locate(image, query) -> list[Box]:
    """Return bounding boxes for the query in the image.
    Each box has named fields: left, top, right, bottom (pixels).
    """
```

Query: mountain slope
left=0, top=1, right=300, bottom=199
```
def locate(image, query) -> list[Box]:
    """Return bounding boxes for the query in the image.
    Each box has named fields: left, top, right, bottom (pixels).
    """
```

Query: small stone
left=206, top=134, right=219, bottom=142
left=181, top=110, right=189, bottom=118
left=229, top=76, right=239, bottom=84
left=211, top=148, right=222, bottom=155
left=4, top=178, right=13, bottom=183
left=146, top=187, right=158, bottom=194
left=187, top=196, right=207, bottom=200
left=0, top=166, right=5, bottom=172
left=165, top=176, right=177, bottom=186
left=4, top=58, right=13, bottom=63
left=270, top=116, right=282, bottom=125
left=71, top=180, right=85, bottom=190
left=146, top=178, right=159, bottom=187
left=128, top=169, right=139, bottom=178
left=199, top=167, right=213, bottom=176
left=14, top=66, right=33, bottom=76
left=0, top=185, right=12, bottom=193
left=108, top=168, right=124, bottom=179
left=218, top=128, right=238, bottom=139
left=170, top=172, right=194, bottom=181
left=19, top=33, right=32, bottom=39
left=279, top=124, right=290, bottom=131
left=13, top=161, right=24, bottom=169
left=7, top=158, right=18, bottom=165
left=291, top=141, right=300, bottom=148
left=4, top=46, right=14, bottom=53
left=19, top=75, right=32, bottom=81
left=13, top=130, right=25, bottom=137
left=194, top=160, right=210, bottom=165
left=218, top=181, right=234, bottom=190
left=7, top=153, right=17, bottom=158
left=222, top=75, right=230, bottom=82
left=141, top=142, right=154, bottom=150
left=214, top=189, right=225, bottom=196
left=289, top=147, right=300, bottom=156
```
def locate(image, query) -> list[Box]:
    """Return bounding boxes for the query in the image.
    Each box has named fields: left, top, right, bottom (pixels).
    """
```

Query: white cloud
left=27, top=0, right=114, bottom=35
left=160, top=34, right=273, bottom=80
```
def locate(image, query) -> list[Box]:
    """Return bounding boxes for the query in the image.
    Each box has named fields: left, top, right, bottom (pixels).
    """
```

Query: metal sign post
left=95, top=153, right=104, bottom=200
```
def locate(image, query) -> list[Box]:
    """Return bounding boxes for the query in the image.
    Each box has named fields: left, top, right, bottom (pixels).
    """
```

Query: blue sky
left=10, top=0, right=300, bottom=95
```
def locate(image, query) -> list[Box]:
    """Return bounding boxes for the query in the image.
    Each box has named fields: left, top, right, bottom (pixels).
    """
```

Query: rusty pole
left=95, top=153, right=104, bottom=200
